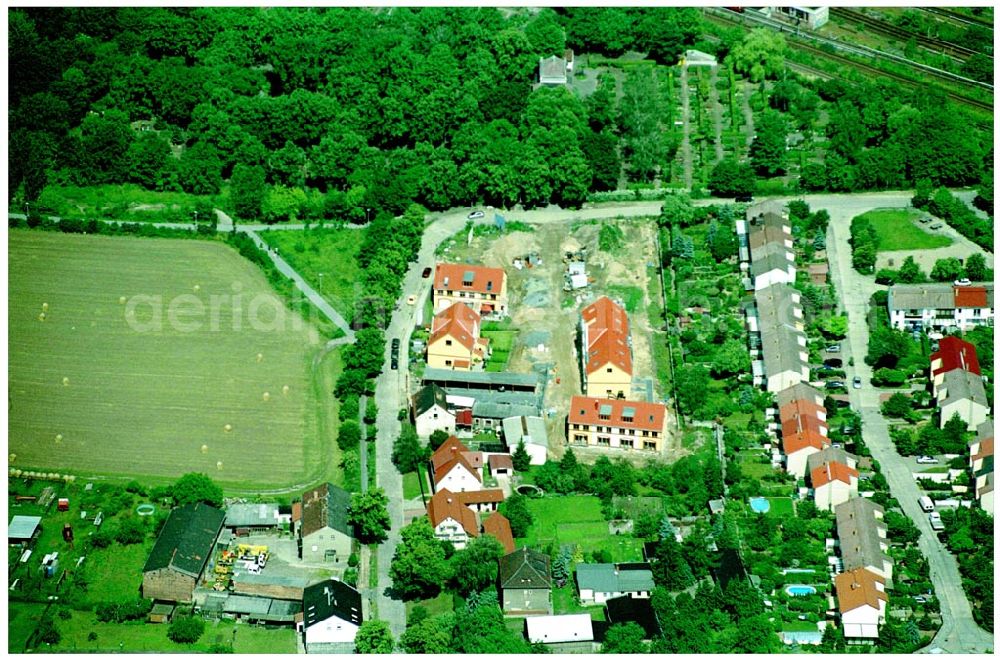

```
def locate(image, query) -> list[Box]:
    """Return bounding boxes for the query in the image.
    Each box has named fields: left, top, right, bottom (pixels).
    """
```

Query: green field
left=8, top=230, right=330, bottom=490
left=36, top=184, right=226, bottom=223
left=518, top=495, right=644, bottom=562
left=258, top=227, right=365, bottom=322
left=856, top=208, right=953, bottom=252
left=606, top=285, right=644, bottom=314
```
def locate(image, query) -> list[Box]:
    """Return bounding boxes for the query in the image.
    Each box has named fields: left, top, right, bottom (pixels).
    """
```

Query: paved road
left=823, top=196, right=993, bottom=654
left=371, top=210, right=470, bottom=640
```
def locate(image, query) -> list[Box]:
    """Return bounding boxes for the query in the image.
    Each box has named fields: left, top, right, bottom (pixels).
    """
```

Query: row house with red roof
left=566, top=395, right=668, bottom=453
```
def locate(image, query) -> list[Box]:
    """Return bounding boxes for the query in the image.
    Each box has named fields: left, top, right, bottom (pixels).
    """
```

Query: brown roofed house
left=427, top=488, right=479, bottom=550
left=482, top=512, right=515, bottom=554
left=499, top=548, right=552, bottom=615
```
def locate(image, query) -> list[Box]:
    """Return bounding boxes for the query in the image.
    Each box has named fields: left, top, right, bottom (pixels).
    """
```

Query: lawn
left=10, top=607, right=296, bottom=654
left=552, top=585, right=606, bottom=621
left=481, top=329, right=516, bottom=372
left=8, top=231, right=328, bottom=490
left=405, top=592, right=454, bottom=625
left=402, top=470, right=430, bottom=501
left=762, top=496, right=796, bottom=517
left=84, top=541, right=153, bottom=603
left=518, top=496, right=644, bottom=562
left=854, top=208, right=952, bottom=251
left=606, top=285, right=644, bottom=314
left=259, top=226, right=366, bottom=322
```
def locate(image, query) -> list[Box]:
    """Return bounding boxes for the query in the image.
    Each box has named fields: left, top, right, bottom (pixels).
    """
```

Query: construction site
left=435, top=216, right=677, bottom=458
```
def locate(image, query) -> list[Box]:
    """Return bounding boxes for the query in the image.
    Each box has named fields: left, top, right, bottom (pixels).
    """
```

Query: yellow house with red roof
left=426, top=302, right=490, bottom=370
left=433, top=263, right=508, bottom=317
left=580, top=297, right=633, bottom=400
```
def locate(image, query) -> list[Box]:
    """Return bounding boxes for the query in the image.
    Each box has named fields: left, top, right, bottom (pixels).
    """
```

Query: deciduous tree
left=348, top=488, right=391, bottom=544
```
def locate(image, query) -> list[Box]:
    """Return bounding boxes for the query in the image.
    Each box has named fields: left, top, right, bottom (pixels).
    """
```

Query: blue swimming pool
left=749, top=497, right=770, bottom=513
left=785, top=584, right=817, bottom=597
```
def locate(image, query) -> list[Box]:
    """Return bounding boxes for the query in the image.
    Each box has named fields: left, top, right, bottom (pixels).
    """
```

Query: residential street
left=823, top=197, right=993, bottom=654
left=370, top=210, right=469, bottom=638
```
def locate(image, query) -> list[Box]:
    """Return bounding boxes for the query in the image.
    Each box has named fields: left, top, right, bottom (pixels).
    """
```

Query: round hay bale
left=216, top=461, right=223, bottom=470
left=38, top=313, right=46, bottom=321
left=42, top=302, right=49, bottom=311
left=55, top=434, right=63, bottom=443
left=67, top=475, right=75, bottom=483
left=62, top=377, right=70, bottom=386
left=224, top=424, right=232, bottom=433
left=8, top=453, right=16, bottom=463
left=282, top=385, right=290, bottom=395
left=256, top=353, right=264, bottom=363
left=201, top=444, right=208, bottom=453
left=193, top=284, right=201, bottom=292
left=119, top=296, right=127, bottom=305
left=262, top=391, right=270, bottom=401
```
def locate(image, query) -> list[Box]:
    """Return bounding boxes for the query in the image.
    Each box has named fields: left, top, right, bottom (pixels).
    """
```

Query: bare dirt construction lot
left=438, top=218, right=678, bottom=460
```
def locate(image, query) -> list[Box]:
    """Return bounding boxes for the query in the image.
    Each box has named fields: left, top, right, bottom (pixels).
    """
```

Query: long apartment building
left=433, top=263, right=508, bottom=317
left=930, top=336, right=990, bottom=431
left=567, top=396, right=667, bottom=452
left=579, top=296, right=633, bottom=400
left=832, top=496, right=894, bottom=642
left=970, top=420, right=994, bottom=514
left=778, top=384, right=830, bottom=479
left=886, top=282, right=994, bottom=332
left=747, top=283, right=809, bottom=394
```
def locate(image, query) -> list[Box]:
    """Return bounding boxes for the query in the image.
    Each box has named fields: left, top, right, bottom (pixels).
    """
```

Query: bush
left=36, top=621, right=61, bottom=645
left=114, top=519, right=146, bottom=545
left=96, top=598, right=153, bottom=623
left=167, top=616, right=205, bottom=644
left=90, top=530, right=113, bottom=549
left=872, top=368, right=907, bottom=387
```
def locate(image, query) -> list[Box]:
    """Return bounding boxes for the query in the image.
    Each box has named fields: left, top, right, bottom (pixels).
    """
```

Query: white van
left=918, top=496, right=935, bottom=512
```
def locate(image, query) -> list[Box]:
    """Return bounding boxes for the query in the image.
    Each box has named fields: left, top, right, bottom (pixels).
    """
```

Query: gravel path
left=708, top=66, right=724, bottom=164
left=679, top=65, right=694, bottom=190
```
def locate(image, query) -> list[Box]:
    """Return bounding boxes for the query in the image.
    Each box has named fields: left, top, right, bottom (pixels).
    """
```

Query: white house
left=302, top=580, right=362, bottom=654
left=887, top=283, right=994, bottom=332
left=427, top=488, right=478, bottom=550
left=835, top=568, right=887, bottom=641
left=525, top=614, right=594, bottom=647
left=575, top=563, right=654, bottom=605
left=413, top=384, right=456, bottom=438
left=938, top=369, right=991, bottom=431
left=502, top=415, right=549, bottom=465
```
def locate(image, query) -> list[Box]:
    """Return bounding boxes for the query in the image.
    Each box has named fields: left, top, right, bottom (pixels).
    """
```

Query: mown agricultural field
left=8, top=231, right=328, bottom=490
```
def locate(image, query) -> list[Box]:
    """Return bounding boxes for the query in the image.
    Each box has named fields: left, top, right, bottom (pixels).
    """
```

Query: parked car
left=391, top=338, right=400, bottom=350
left=823, top=358, right=843, bottom=369
left=734, top=193, right=754, bottom=203
left=422, top=266, right=432, bottom=278
left=954, top=278, right=972, bottom=286
left=390, top=358, right=398, bottom=370
left=918, top=496, right=935, bottom=512
left=917, top=455, right=937, bottom=464
left=467, top=210, right=485, bottom=219
left=826, top=380, right=845, bottom=389
left=929, top=512, right=944, bottom=531
left=853, top=377, right=863, bottom=389
left=914, top=596, right=928, bottom=604
left=929, top=223, right=943, bottom=230
left=825, top=344, right=841, bottom=353
left=918, top=217, right=931, bottom=224
left=406, top=295, right=416, bottom=305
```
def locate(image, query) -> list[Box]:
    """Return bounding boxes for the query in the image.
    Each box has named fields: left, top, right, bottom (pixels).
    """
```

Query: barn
left=142, top=503, right=226, bottom=604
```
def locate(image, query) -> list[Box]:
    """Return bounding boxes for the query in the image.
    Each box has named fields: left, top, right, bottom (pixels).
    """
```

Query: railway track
left=922, top=6, right=994, bottom=29
left=790, top=41, right=993, bottom=114
left=831, top=7, right=988, bottom=61
left=705, top=8, right=993, bottom=114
